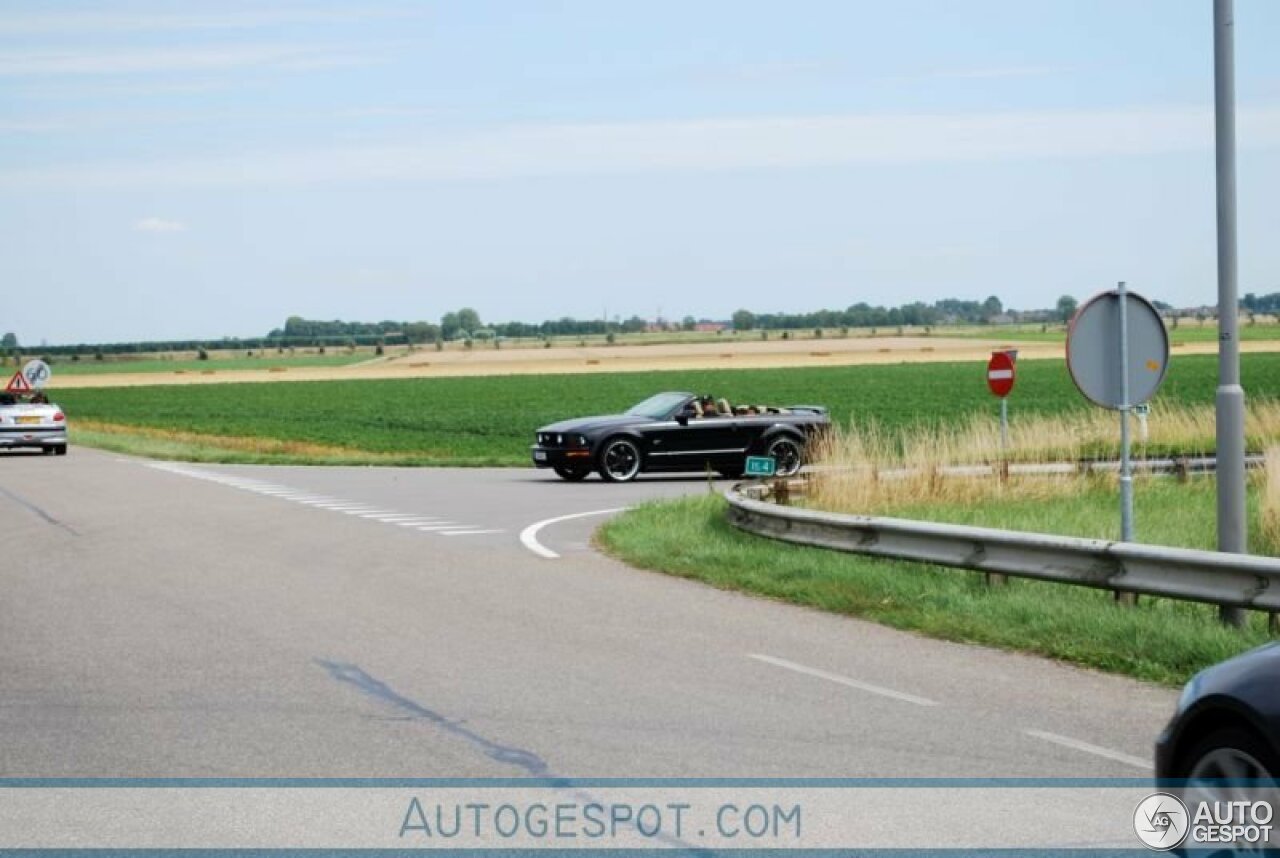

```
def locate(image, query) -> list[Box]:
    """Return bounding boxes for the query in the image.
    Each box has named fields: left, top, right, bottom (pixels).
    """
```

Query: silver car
left=0, top=393, right=68, bottom=455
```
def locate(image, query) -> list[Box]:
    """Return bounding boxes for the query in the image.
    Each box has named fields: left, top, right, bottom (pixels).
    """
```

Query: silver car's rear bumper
left=0, top=427, right=67, bottom=448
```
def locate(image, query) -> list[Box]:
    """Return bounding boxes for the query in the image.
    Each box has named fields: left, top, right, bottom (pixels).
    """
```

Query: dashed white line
left=748, top=654, right=938, bottom=707
left=147, top=462, right=501, bottom=541
left=1023, top=730, right=1153, bottom=771
left=519, top=508, right=624, bottom=559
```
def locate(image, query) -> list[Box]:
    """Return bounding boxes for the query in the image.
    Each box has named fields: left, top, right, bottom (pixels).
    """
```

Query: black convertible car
left=531, top=391, right=830, bottom=482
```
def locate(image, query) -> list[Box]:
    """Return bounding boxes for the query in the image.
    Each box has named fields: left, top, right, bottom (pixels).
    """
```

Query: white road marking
left=1023, top=730, right=1153, bottom=771
left=519, top=508, right=624, bottom=559
left=748, top=654, right=938, bottom=707
left=147, top=463, right=493, bottom=538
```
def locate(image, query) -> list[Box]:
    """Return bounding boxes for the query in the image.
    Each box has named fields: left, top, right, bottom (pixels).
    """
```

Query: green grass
left=598, top=483, right=1275, bottom=686
left=52, top=352, right=1280, bottom=465
left=954, top=321, right=1280, bottom=345
left=49, top=353, right=370, bottom=375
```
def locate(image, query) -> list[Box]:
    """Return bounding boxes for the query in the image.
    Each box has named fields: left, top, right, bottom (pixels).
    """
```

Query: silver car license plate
left=534, top=450, right=547, bottom=461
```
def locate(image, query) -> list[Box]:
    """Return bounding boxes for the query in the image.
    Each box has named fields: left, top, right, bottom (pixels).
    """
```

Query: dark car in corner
left=531, top=391, right=829, bottom=482
left=1156, top=642, right=1280, bottom=785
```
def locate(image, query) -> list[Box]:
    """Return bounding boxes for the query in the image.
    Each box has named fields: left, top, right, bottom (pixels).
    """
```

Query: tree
left=731, top=309, right=755, bottom=331
left=981, top=295, right=1003, bottom=320
left=0, top=333, right=16, bottom=349
left=1056, top=295, right=1079, bottom=323
left=681, top=315, right=696, bottom=331
left=440, top=312, right=461, bottom=340
left=456, top=308, right=482, bottom=336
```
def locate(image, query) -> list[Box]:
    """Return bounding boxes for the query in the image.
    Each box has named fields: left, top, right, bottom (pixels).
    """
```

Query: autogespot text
left=399, top=797, right=802, bottom=842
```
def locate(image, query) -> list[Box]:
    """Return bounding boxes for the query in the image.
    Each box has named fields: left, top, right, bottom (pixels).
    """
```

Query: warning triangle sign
left=5, top=371, right=32, bottom=394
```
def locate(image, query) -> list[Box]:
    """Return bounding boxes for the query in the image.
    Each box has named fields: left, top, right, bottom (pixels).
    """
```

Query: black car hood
left=538, top=414, right=654, bottom=434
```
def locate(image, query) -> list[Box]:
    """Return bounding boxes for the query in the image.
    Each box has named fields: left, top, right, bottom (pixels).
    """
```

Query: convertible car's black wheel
left=597, top=437, right=642, bottom=482
left=554, top=465, right=591, bottom=482
left=1183, top=728, right=1280, bottom=784
left=766, top=435, right=804, bottom=477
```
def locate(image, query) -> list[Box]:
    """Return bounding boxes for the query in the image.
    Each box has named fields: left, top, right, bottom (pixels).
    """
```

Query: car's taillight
left=52, top=412, right=65, bottom=422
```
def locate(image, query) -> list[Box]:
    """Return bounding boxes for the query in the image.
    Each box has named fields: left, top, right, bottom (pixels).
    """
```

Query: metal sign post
left=986, top=351, right=1016, bottom=454
left=1118, top=281, right=1134, bottom=543
left=1067, top=285, right=1170, bottom=552
left=1214, top=0, right=1248, bottom=628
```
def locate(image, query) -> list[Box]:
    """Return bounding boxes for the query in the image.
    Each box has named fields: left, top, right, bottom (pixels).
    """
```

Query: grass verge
left=72, top=420, right=511, bottom=467
left=597, top=487, right=1274, bottom=686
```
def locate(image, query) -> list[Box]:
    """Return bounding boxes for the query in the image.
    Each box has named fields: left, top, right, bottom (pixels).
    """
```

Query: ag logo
left=1135, top=793, right=1190, bottom=850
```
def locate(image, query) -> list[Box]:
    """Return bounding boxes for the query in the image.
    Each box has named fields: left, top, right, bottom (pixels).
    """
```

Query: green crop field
left=49, top=353, right=370, bottom=375
left=52, top=352, right=1280, bottom=466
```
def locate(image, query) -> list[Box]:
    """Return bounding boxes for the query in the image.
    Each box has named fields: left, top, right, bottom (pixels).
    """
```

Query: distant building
left=695, top=322, right=727, bottom=333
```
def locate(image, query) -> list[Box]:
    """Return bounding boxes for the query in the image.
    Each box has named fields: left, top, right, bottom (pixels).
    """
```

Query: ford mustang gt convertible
left=531, top=391, right=829, bottom=482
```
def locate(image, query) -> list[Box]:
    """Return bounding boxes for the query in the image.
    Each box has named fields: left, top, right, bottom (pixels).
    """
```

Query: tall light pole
left=1214, top=0, right=1247, bottom=627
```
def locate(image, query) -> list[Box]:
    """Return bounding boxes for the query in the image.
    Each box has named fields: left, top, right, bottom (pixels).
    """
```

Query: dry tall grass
left=1262, top=446, right=1280, bottom=554
left=809, top=400, right=1280, bottom=514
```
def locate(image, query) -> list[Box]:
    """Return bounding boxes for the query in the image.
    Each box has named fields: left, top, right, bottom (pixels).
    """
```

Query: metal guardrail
left=724, top=480, right=1280, bottom=611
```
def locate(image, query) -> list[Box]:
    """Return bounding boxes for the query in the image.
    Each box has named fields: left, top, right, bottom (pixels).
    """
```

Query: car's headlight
left=574, top=435, right=588, bottom=447
left=1176, top=675, right=1201, bottom=715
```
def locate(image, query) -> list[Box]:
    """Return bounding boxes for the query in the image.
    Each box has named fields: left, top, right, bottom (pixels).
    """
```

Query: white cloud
left=0, top=44, right=380, bottom=77
left=134, top=217, right=186, bottom=233
left=7, top=105, right=1280, bottom=192
left=0, top=8, right=420, bottom=36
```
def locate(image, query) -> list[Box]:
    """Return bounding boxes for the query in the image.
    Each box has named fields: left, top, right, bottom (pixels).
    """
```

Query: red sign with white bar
left=987, top=351, right=1015, bottom=398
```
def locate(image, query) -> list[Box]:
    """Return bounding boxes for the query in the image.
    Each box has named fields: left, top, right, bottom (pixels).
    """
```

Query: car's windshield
left=626, top=392, right=691, bottom=420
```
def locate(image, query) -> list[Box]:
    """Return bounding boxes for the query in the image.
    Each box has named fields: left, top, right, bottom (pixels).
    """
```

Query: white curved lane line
left=1023, top=730, right=1153, bottom=770
left=519, top=508, right=624, bottom=559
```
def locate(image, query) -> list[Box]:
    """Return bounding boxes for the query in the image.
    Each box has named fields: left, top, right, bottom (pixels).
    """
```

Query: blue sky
left=2, top=1, right=1278, bottom=345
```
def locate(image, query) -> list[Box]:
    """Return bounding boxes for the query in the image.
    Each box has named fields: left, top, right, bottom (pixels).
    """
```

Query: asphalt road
left=0, top=447, right=1175, bottom=778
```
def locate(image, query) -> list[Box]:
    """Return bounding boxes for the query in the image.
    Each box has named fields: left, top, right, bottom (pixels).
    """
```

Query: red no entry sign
left=987, top=351, right=1015, bottom=398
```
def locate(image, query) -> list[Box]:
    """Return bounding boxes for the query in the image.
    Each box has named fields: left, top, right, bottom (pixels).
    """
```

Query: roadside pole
left=1214, top=0, right=1247, bottom=628
left=1117, top=281, right=1134, bottom=544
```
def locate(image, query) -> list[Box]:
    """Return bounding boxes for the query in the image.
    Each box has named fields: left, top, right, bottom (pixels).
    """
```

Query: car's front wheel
left=1184, top=728, right=1279, bottom=783
left=597, top=437, right=642, bottom=482
left=765, top=435, right=805, bottom=477
left=554, top=465, right=591, bottom=482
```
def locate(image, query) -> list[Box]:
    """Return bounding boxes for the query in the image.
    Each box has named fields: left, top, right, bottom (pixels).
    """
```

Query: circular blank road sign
left=1066, top=288, right=1169, bottom=410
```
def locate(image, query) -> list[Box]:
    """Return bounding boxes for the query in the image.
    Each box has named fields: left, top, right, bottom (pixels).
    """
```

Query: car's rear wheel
left=42, top=446, right=55, bottom=455
left=765, top=435, right=804, bottom=477
left=597, top=437, right=642, bottom=482
left=54, top=444, right=67, bottom=456
left=554, top=465, right=591, bottom=482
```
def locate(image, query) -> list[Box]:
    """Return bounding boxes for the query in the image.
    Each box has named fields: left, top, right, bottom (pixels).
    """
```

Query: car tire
left=1182, top=728, right=1280, bottom=783
left=54, top=444, right=67, bottom=456
left=597, top=437, right=642, bottom=482
left=765, top=435, right=805, bottom=477
left=42, top=447, right=55, bottom=455
left=554, top=465, right=591, bottom=482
